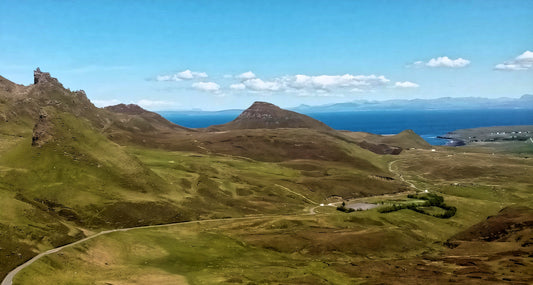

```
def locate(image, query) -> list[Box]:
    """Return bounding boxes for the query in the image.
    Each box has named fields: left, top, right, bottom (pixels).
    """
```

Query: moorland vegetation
left=0, top=70, right=531, bottom=284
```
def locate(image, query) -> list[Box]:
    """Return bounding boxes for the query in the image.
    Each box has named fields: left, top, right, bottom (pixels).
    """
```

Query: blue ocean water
left=159, top=111, right=241, bottom=129
left=160, top=109, right=533, bottom=145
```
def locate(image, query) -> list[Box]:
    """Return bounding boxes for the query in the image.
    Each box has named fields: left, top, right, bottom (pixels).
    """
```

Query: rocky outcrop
left=104, top=104, right=147, bottom=115
left=31, top=110, right=52, bottom=147
left=33, top=67, right=60, bottom=86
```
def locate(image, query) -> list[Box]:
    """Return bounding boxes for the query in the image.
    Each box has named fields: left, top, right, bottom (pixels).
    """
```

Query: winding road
left=1, top=215, right=281, bottom=285
left=2, top=183, right=325, bottom=285
left=4, top=160, right=414, bottom=284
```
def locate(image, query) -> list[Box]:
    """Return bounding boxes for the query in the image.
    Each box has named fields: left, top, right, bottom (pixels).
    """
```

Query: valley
left=5, top=146, right=533, bottom=284
left=0, top=70, right=532, bottom=284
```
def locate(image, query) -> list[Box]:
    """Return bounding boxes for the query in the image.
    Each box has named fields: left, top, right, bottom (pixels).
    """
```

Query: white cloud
left=289, top=74, right=390, bottom=90
left=230, top=83, right=246, bottom=90
left=156, top=69, right=208, bottom=81
left=395, top=81, right=419, bottom=88
left=93, top=99, right=121, bottom=107
left=409, top=57, right=470, bottom=68
left=494, top=63, right=523, bottom=71
left=242, top=78, right=282, bottom=91
left=156, top=75, right=174, bottom=81
left=137, top=99, right=175, bottom=108
left=229, top=73, right=395, bottom=93
left=406, top=61, right=425, bottom=68
left=177, top=69, right=208, bottom=79
left=192, top=81, right=220, bottom=92
left=425, top=56, right=470, bottom=68
left=237, top=71, right=256, bottom=80
left=516, top=50, right=533, bottom=61
left=494, top=50, right=533, bottom=71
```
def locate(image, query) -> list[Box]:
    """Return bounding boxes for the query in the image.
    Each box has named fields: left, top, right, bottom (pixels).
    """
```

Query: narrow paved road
left=4, top=164, right=416, bottom=285
left=1, top=215, right=281, bottom=285
left=3, top=183, right=324, bottom=285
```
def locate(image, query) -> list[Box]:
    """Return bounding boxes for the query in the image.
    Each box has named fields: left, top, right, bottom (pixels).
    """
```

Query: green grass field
left=0, top=110, right=410, bottom=279
left=2, top=73, right=532, bottom=283
left=10, top=145, right=533, bottom=284
left=1, top=106, right=532, bottom=283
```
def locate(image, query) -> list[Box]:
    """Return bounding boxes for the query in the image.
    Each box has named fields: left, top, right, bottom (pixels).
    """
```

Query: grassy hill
left=2, top=70, right=532, bottom=283
left=343, top=129, right=432, bottom=150
left=11, top=148, right=533, bottom=284
left=207, top=101, right=333, bottom=132
left=0, top=70, right=409, bottom=278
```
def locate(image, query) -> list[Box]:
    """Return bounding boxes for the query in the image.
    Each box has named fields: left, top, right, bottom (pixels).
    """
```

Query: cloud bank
left=154, top=70, right=419, bottom=96
left=395, top=81, right=419, bottom=88
left=230, top=83, right=246, bottom=90
left=411, top=56, right=470, bottom=68
left=237, top=71, right=256, bottom=80
left=156, top=69, right=208, bottom=81
left=230, top=73, right=393, bottom=94
left=494, top=50, right=533, bottom=71
left=192, top=81, right=220, bottom=92
left=137, top=99, right=177, bottom=108
left=242, top=78, right=283, bottom=91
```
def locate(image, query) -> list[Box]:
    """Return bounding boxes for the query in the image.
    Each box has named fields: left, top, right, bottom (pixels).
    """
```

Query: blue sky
left=1, top=0, right=532, bottom=110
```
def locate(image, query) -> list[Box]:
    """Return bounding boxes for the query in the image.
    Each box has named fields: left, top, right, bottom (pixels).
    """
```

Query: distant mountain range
left=159, top=95, right=533, bottom=114
left=291, top=95, right=533, bottom=113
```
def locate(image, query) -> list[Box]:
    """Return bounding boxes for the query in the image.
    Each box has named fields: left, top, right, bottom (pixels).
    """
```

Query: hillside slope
left=208, top=101, right=333, bottom=132
left=343, top=129, right=431, bottom=151
left=0, top=70, right=409, bottom=279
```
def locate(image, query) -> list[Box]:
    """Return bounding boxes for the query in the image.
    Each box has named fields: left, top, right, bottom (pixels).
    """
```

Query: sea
left=159, top=109, right=533, bottom=145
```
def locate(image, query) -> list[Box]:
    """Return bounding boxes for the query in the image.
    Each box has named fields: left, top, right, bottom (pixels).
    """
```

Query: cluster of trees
left=434, top=204, right=457, bottom=219
left=378, top=203, right=418, bottom=213
left=379, top=193, right=457, bottom=219
left=336, top=202, right=355, bottom=213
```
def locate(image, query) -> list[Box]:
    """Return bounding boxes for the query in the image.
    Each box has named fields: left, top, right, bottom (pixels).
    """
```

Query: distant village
left=439, top=126, right=533, bottom=144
